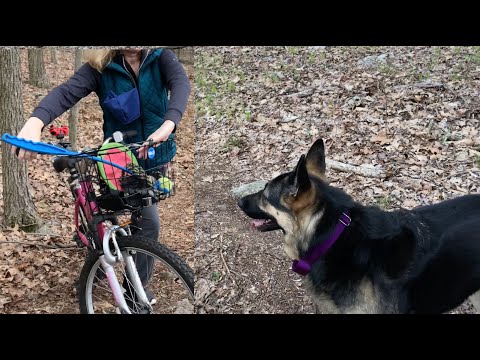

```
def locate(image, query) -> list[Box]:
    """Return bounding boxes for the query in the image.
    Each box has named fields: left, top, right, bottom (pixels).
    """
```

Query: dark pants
left=130, top=204, right=160, bottom=286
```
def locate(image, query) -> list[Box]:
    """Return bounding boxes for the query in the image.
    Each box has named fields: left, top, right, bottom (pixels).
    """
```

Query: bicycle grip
left=122, top=130, right=138, bottom=140
left=52, top=156, right=70, bottom=173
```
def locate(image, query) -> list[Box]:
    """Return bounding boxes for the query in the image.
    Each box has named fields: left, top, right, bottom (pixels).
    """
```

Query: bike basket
left=80, top=139, right=176, bottom=213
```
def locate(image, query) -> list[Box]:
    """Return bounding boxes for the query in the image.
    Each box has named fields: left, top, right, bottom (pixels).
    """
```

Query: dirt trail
left=0, top=50, right=194, bottom=314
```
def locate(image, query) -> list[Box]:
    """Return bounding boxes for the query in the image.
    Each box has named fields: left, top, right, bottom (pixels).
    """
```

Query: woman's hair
left=82, top=49, right=118, bottom=72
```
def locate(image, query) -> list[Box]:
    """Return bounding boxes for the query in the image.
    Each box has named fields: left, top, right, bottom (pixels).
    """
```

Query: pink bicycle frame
left=74, top=177, right=134, bottom=312
left=74, top=179, right=105, bottom=248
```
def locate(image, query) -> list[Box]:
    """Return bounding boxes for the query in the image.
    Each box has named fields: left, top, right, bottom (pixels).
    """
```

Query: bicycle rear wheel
left=78, top=236, right=194, bottom=314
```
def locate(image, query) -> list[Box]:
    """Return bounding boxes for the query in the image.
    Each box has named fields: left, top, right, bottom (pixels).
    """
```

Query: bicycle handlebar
left=112, top=130, right=138, bottom=143
left=52, top=156, right=78, bottom=173
left=1, top=134, right=134, bottom=174
left=2, top=131, right=173, bottom=212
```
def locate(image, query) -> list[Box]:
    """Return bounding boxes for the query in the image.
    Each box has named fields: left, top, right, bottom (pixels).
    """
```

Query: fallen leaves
left=195, top=46, right=480, bottom=314
left=1, top=52, right=195, bottom=313
left=370, top=130, right=391, bottom=145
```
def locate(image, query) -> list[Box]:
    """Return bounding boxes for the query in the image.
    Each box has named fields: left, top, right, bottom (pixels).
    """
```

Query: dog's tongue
left=252, top=219, right=268, bottom=229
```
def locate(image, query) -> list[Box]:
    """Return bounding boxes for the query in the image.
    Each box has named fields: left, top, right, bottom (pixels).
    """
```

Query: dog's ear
left=306, top=138, right=326, bottom=178
left=289, top=154, right=310, bottom=197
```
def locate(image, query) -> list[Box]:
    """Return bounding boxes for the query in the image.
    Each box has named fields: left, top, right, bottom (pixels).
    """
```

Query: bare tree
left=172, top=46, right=194, bottom=64
left=50, top=49, right=58, bottom=64
left=28, top=48, right=50, bottom=88
left=0, top=48, right=39, bottom=229
left=68, top=48, right=83, bottom=150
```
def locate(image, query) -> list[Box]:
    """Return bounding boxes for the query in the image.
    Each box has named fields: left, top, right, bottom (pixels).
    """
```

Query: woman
left=11, top=48, right=191, bottom=304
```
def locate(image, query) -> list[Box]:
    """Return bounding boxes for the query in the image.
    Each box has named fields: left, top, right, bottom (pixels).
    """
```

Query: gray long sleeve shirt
left=32, top=49, right=190, bottom=128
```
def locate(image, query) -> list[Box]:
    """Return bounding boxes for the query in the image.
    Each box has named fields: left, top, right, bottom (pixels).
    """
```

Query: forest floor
left=194, top=46, right=480, bottom=314
left=0, top=49, right=194, bottom=313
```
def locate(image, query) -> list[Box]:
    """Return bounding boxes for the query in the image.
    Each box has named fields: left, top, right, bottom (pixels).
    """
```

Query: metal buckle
left=339, top=212, right=351, bottom=226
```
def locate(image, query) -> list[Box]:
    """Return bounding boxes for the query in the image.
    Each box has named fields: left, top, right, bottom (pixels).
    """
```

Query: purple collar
left=291, top=211, right=351, bottom=276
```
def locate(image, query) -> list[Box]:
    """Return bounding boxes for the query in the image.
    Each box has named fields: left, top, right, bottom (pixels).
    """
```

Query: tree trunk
left=0, top=48, right=39, bottom=229
left=28, top=48, right=50, bottom=88
left=50, top=49, right=58, bottom=64
left=68, top=48, right=83, bottom=150
left=172, top=47, right=194, bottom=64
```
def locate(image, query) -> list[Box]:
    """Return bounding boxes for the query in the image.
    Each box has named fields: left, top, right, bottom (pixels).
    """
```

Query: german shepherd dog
left=238, top=139, right=480, bottom=313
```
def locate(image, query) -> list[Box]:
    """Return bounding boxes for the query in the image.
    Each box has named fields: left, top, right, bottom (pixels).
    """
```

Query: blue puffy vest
left=97, top=48, right=176, bottom=168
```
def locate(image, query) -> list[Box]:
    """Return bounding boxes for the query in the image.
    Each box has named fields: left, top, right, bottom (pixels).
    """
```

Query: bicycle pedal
left=73, top=233, right=86, bottom=248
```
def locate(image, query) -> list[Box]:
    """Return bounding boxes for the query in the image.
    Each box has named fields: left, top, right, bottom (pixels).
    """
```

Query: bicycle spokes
left=80, top=237, right=194, bottom=314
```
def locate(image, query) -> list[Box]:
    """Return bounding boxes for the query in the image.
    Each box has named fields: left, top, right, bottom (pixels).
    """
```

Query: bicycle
left=2, top=129, right=194, bottom=314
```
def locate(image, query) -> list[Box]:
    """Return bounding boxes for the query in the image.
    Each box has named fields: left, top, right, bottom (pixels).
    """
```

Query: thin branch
left=0, top=240, right=80, bottom=250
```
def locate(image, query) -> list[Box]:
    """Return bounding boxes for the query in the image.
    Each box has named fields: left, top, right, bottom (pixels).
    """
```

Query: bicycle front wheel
left=78, top=236, right=194, bottom=314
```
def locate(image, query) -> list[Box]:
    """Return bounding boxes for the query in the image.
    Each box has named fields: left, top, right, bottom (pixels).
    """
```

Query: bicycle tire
left=78, top=235, right=194, bottom=314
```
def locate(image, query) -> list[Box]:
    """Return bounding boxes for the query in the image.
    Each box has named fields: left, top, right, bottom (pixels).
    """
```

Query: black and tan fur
left=238, top=139, right=480, bottom=313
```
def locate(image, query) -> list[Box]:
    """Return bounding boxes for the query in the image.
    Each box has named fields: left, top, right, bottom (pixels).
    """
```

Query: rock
left=309, top=46, right=327, bottom=51
left=358, top=54, right=388, bottom=68
left=35, top=223, right=51, bottom=235
left=31, top=220, right=60, bottom=235
left=231, top=180, right=268, bottom=199
left=376, top=53, right=388, bottom=62
left=216, top=204, right=228, bottom=211
left=280, top=113, right=299, bottom=123
left=347, top=96, right=363, bottom=108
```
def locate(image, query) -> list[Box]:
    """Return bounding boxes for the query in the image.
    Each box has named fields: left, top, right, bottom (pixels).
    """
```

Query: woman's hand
left=137, top=120, right=175, bottom=159
left=10, top=117, right=44, bottom=161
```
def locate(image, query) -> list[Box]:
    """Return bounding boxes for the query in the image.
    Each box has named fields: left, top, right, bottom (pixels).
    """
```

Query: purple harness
left=291, top=212, right=351, bottom=276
